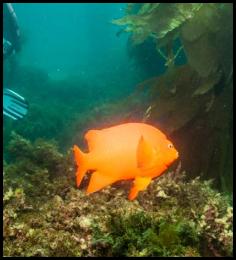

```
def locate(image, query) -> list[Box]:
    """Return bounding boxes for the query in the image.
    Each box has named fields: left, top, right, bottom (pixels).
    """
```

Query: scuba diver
left=3, top=3, right=29, bottom=120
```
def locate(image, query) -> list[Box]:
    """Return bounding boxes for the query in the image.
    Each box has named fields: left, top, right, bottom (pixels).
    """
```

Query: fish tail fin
left=73, top=145, right=88, bottom=187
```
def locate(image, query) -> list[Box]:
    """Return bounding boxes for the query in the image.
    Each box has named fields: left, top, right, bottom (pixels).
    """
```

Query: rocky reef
left=3, top=134, right=232, bottom=257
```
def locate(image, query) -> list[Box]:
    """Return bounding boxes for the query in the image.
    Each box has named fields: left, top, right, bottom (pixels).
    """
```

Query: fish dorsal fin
left=85, top=129, right=102, bottom=151
left=137, top=135, right=156, bottom=170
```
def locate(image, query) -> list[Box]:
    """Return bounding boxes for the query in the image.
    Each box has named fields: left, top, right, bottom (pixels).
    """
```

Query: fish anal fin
left=137, top=135, right=156, bottom=170
left=76, top=167, right=87, bottom=188
left=128, top=176, right=152, bottom=200
left=87, top=171, right=116, bottom=194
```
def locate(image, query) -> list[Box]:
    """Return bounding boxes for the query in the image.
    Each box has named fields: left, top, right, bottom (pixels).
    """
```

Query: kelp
left=181, top=3, right=233, bottom=80
left=111, top=4, right=233, bottom=193
left=113, top=3, right=233, bottom=93
left=112, top=3, right=203, bottom=69
left=113, top=3, right=202, bottom=45
left=128, top=65, right=217, bottom=135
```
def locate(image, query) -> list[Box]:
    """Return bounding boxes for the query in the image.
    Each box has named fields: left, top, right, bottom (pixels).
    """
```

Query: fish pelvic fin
left=137, top=135, right=157, bottom=170
left=128, top=176, right=152, bottom=200
left=86, top=171, right=116, bottom=194
left=73, top=145, right=88, bottom=187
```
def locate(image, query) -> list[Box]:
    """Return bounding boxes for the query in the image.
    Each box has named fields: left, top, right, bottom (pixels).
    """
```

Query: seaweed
left=113, top=3, right=233, bottom=85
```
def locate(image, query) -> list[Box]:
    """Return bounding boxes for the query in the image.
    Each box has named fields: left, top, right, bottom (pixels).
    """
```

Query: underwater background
left=3, top=3, right=233, bottom=257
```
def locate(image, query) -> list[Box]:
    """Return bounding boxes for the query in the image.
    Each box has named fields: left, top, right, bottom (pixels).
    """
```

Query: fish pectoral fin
left=137, top=135, right=156, bottom=170
left=87, top=171, right=117, bottom=194
left=128, top=176, right=152, bottom=200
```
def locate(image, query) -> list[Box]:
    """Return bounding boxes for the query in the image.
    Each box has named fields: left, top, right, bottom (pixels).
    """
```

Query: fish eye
left=168, top=143, right=173, bottom=149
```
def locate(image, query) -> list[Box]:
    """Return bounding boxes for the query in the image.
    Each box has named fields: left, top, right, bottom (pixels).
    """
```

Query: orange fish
left=73, top=123, right=179, bottom=200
